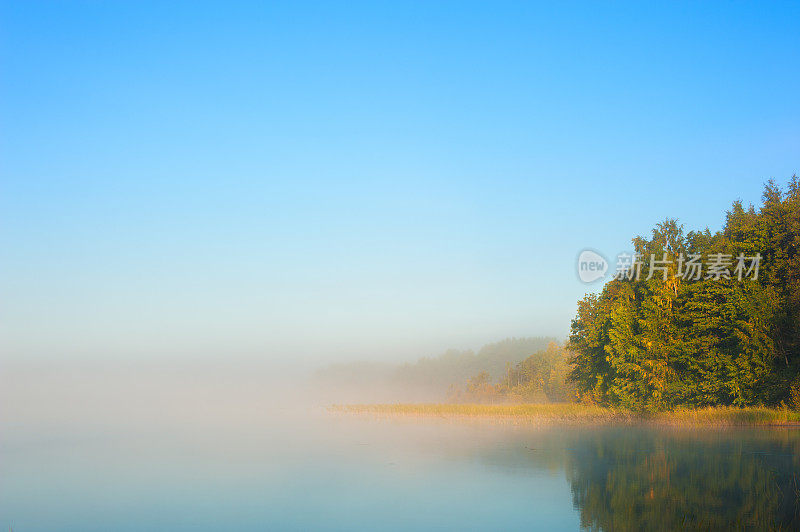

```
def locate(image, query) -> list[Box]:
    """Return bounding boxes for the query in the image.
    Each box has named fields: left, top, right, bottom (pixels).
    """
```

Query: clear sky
left=1, top=1, right=798, bottom=364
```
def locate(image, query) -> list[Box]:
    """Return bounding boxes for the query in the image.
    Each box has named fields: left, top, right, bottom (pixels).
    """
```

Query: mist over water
left=3, top=361, right=799, bottom=531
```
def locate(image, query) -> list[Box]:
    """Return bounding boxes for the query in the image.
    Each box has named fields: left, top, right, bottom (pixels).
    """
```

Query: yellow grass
left=654, top=406, right=800, bottom=426
left=331, top=403, right=800, bottom=426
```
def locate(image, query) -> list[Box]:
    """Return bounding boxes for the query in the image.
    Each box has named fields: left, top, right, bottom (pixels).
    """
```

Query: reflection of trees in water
left=564, top=428, right=800, bottom=531
left=475, top=427, right=800, bottom=531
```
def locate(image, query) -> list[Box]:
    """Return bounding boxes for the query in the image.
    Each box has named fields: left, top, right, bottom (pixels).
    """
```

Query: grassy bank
left=331, top=403, right=800, bottom=426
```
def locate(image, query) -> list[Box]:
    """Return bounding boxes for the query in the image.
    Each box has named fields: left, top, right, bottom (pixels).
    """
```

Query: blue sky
left=1, top=1, right=798, bottom=364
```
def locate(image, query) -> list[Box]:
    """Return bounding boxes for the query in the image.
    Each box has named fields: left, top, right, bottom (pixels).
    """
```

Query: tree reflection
left=563, top=428, right=800, bottom=530
left=474, top=426, right=800, bottom=530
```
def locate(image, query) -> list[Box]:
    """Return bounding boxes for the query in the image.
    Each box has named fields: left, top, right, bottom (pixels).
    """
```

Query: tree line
left=569, top=177, right=800, bottom=409
left=446, top=341, right=575, bottom=403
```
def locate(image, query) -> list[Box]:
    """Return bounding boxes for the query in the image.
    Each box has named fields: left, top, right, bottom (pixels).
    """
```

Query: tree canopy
left=569, top=177, right=800, bottom=409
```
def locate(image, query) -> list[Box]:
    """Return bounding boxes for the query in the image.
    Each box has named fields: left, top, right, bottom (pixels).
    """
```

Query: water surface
left=2, top=364, right=799, bottom=530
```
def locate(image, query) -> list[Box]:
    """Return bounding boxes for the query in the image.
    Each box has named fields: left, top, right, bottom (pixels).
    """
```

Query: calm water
left=2, top=365, right=800, bottom=531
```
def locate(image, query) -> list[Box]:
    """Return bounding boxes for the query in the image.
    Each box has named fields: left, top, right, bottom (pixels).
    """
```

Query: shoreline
left=330, top=403, right=800, bottom=427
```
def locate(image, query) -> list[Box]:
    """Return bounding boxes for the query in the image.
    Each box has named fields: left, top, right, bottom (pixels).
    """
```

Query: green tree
left=568, top=178, right=799, bottom=409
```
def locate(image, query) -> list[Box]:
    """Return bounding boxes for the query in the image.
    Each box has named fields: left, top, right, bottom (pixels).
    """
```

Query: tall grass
left=655, top=406, right=800, bottom=426
left=331, top=403, right=800, bottom=426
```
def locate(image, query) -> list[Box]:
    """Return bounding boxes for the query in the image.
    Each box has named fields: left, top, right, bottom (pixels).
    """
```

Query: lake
left=2, top=364, right=799, bottom=530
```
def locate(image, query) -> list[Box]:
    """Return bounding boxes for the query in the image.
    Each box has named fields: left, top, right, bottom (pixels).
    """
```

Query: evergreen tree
left=569, top=178, right=799, bottom=409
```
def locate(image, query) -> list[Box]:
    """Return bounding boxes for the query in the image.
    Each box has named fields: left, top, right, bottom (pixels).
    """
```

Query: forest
left=568, top=177, right=799, bottom=409
left=447, top=178, right=799, bottom=409
left=446, top=341, right=574, bottom=403
left=324, top=178, right=799, bottom=410
left=315, top=336, right=556, bottom=402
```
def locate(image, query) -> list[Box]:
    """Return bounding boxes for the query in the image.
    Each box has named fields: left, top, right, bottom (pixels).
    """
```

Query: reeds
left=331, top=403, right=800, bottom=426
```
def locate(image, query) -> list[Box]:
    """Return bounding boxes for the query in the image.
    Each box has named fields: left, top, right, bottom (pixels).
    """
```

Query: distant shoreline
left=331, top=403, right=800, bottom=427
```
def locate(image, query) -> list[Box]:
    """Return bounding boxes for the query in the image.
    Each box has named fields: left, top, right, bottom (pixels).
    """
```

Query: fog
left=0, top=359, right=578, bottom=530
left=4, top=359, right=800, bottom=531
